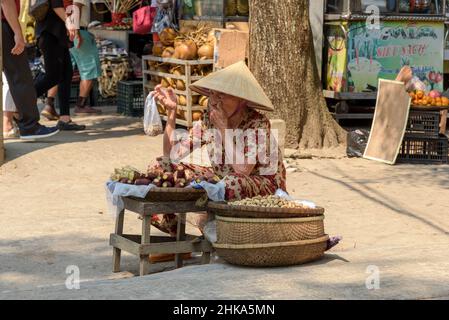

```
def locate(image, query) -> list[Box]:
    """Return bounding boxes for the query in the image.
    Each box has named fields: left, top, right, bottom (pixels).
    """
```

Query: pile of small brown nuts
left=229, top=195, right=305, bottom=209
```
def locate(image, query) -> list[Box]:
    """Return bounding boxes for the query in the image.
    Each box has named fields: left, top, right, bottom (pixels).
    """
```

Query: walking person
left=34, top=0, right=85, bottom=131
left=41, top=0, right=102, bottom=120
left=1, top=0, right=59, bottom=139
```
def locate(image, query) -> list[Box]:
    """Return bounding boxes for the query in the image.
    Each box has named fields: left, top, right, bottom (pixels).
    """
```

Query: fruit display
left=410, top=90, right=449, bottom=108
left=152, top=25, right=216, bottom=61
left=230, top=195, right=306, bottom=209
left=144, top=24, right=214, bottom=126
left=112, top=163, right=221, bottom=188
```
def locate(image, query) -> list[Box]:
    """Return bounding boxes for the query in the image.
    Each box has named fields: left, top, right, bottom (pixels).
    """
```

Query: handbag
left=133, top=1, right=157, bottom=35
left=29, top=0, right=49, bottom=21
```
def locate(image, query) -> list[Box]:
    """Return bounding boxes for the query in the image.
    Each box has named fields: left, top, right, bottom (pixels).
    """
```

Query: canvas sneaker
left=20, top=125, right=59, bottom=140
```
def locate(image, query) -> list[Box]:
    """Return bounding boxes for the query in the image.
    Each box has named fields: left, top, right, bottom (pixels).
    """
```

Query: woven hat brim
left=189, top=61, right=274, bottom=112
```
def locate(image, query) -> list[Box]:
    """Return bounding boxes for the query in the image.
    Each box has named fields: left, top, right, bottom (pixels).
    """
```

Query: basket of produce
left=216, top=215, right=325, bottom=245
left=208, top=195, right=325, bottom=218
left=111, top=164, right=224, bottom=202
left=213, top=235, right=329, bottom=267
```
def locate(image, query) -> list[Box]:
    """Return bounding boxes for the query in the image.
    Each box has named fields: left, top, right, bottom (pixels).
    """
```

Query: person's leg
left=41, top=86, right=60, bottom=121
left=2, top=21, right=40, bottom=135
left=2, top=73, right=17, bottom=134
left=56, top=47, right=86, bottom=131
left=79, top=79, right=93, bottom=97
left=71, top=30, right=102, bottom=114
left=34, top=33, right=64, bottom=99
left=3, top=111, right=15, bottom=132
left=58, top=47, right=73, bottom=123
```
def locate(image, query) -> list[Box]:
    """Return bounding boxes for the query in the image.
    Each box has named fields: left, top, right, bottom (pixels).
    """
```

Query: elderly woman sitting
left=150, top=61, right=286, bottom=235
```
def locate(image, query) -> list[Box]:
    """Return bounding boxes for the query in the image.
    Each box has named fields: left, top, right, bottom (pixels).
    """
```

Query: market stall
left=141, top=0, right=249, bottom=127
left=323, top=0, right=447, bottom=121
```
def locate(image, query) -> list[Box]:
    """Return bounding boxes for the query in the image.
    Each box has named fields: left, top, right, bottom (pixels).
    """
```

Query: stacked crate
left=142, top=55, right=213, bottom=128
left=398, top=110, right=448, bottom=164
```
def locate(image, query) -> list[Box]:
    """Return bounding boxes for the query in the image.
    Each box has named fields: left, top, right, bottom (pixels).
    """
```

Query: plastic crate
left=117, top=81, right=144, bottom=117
left=398, top=135, right=448, bottom=164
left=406, top=110, right=440, bottom=138
left=91, top=80, right=117, bottom=106
left=70, top=82, right=79, bottom=105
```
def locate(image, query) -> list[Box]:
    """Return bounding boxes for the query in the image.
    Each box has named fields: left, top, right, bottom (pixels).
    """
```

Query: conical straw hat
left=190, top=61, right=274, bottom=112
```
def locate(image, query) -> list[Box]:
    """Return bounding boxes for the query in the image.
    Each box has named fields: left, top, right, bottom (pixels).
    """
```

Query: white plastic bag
left=143, top=93, right=163, bottom=136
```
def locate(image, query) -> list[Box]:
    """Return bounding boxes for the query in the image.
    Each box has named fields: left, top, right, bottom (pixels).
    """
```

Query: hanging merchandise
left=133, top=1, right=157, bottom=34
left=152, top=0, right=177, bottom=33
left=102, top=0, right=142, bottom=27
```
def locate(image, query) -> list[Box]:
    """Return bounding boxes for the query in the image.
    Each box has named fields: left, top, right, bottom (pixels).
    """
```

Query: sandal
left=56, top=120, right=86, bottom=131
left=41, top=98, right=60, bottom=121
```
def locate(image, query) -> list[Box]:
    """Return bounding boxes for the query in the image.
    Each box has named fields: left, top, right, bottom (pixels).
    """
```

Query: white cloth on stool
left=105, top=181, right=156, bottom=217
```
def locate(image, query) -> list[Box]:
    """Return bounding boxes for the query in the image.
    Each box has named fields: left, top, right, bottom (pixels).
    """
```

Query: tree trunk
left=249, top=0, right=346, bottom=149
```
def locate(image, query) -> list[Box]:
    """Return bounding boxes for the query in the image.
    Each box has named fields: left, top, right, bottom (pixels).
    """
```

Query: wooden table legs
left=139, top=215, right=152, bottom=276
left=110, top=199, right=213, bottom=276
left=112, top=210, right=124, bottom=273
left=175, top=213, right=187, bottom=268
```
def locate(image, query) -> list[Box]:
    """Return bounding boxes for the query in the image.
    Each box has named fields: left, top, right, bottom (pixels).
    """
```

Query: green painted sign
left=347, top=21, right=444, bottom=92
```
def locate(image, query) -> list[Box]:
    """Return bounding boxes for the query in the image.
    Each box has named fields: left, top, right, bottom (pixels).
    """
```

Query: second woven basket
left=216, top=215, right=325, bottom=245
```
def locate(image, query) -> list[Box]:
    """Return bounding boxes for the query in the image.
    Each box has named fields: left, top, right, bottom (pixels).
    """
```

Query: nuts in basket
left=229, top=195, right=305, bottom=209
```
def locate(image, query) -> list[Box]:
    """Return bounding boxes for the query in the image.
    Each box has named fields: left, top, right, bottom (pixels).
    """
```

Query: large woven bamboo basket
left=208, top=202, right=325, bottom=218
left=213, top=235, right=329, bottom=267
left=216, top=215, right=325, bottom=244
left=144, top=187, right=206, bottom=202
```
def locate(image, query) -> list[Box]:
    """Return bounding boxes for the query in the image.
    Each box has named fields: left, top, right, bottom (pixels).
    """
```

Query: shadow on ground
left=3, top=110, right=145, bottom=163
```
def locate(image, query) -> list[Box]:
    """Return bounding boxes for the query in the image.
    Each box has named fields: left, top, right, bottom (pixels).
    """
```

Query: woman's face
left=209, top=90, right=243, bottom=118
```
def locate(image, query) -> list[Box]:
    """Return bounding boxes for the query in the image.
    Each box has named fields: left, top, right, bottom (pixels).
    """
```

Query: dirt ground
left=1, top=107, right=449, bottom=299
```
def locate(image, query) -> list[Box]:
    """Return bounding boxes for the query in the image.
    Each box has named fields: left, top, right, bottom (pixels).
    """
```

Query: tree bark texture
left=249, top=0, right=347, bottom=149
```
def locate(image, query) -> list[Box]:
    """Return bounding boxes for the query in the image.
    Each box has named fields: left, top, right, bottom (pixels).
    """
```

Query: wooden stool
left=110, top=197, right=212, bottom=276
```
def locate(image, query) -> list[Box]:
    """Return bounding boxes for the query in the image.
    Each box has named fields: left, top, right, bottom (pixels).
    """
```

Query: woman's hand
left=152, top=85, right=177, bottom=113
left=396, top=66, right=413, bottom=84
left=209, top=102, right=228, bottom=131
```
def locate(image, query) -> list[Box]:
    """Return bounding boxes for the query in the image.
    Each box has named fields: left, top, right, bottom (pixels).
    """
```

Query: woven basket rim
left=216, top=215, right=324, bottom=223
left=148, top=187, right=206, bottom=194
left=213, top=235, right=329, bottom=250
left=208, top=201, right=325, bottom=215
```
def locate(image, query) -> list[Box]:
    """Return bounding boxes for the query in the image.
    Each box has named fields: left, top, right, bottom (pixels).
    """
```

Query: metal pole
left=0, top=0, right=4, bottom=165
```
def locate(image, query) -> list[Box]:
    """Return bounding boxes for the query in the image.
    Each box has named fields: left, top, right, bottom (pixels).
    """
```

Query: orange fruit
left=416, top=91, right=424, bottom=99
left=409, top=92, right=415, bottom=99
left=441, top=97, right=449, bottom=106
left=436, top=102, right=443, bottom=107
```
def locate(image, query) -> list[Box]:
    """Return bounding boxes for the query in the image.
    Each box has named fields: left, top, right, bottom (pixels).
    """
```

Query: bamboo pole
left=0, top=0, right=4, bottom=165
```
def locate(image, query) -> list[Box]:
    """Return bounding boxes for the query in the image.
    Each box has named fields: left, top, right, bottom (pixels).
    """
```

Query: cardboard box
left=213, top=28, right=249, bottom=70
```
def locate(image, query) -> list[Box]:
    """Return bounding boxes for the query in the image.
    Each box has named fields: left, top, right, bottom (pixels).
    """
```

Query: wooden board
left=364, top=80, right=411, bottom=165
left=411, top=105, right=449, bottom=111
left=123, top=198, right=205, bottom=215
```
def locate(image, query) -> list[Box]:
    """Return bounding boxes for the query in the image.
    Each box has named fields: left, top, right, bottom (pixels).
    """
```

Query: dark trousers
left=2, top=21, right=40, bottom=135
left=34, top=32, right=73, bottom=116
